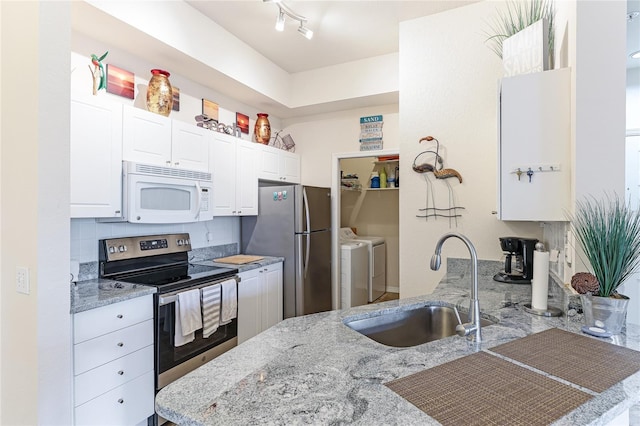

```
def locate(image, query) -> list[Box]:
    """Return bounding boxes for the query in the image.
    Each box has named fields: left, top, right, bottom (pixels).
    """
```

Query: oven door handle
left=158, top=275, right=240, bottom=306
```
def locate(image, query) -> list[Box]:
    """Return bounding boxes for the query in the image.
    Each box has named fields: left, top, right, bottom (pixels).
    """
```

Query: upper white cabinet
left=256, top=144, right=301, bottom=183
left=210, top=133, right=258, bottom=216
left=498, top=68, right=570, bottom=221
left=122, top=105, right=210, bottom=172
left=70, top=96, right=123, bottom=218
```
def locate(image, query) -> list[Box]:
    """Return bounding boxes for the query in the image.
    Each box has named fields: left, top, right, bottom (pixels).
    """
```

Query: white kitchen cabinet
left=256, top=144, right=301, bottom=183
left=498, top=68, right=570, bottom=221
left=210, top=133, right=258, bottom=216
left=123, top=105, right=210, bottom=172
left=237, top=262, right=283, bottom=344
left=70, top=96, right=123, bottom=218
left=237, top=268, right=261, bottom=344
left=73, top=295, right=154, bottom=426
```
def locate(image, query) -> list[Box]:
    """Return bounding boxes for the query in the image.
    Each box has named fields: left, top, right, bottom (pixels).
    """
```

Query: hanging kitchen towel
left=200, top=284, right=221, bottom=338
left=174, top=298, right=194, bottom=347
left=219, top=279, right=238, bottom=325
left=176, top=289, right=203, bottom=347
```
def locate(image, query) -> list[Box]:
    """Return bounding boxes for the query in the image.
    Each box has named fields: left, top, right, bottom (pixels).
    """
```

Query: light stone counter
left=71, top=279, right=156, bottom=314
left=155, top=259, right=640, bottom=425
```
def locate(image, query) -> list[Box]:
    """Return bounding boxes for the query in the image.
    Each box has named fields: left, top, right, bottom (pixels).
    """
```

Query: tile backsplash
left=70, top=217, right=241, bottom=263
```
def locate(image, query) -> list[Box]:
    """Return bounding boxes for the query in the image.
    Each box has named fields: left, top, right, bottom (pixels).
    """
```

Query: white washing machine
left=340, top=228, right=386, bottom=302
left=340, top=241, right=369, bottom=309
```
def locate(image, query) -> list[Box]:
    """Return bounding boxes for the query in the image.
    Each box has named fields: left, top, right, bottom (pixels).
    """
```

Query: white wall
left=283, top=106, right=399, bottom=187
left=1, top=2, right=72, bottom=424
left=628, top=67, right=640, bottom=131
left=398, top=1, right=543, bottom=298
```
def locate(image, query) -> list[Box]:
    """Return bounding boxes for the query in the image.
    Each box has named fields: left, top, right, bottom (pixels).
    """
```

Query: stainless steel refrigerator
left=241, top=185, right=332, bottom=318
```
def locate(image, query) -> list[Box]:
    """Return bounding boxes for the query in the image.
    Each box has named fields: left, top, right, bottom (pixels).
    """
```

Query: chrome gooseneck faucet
left=430, top=232, right=482, bottom=343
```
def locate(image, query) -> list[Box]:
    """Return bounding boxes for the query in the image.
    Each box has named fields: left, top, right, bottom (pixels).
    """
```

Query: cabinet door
left=279, top=151, right=301, bottom=183
left=237, top=269, right=261, bottom=344
left=499, top=68, right=570, bottom=221
left=70, top=97, right=123, bottom=218
left=235, top=139, right=258, bottom=216
left=210, top=134, right=237, bottom=216
left=260, top=262, right=283, bottom=331
left=122, top=105, right=171, bottom=166
left=171, top=121, right=210, bottom=171
left=256, top=144, right=280, bottom=181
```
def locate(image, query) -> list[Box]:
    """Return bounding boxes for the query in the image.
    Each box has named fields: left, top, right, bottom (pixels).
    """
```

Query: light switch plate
left=16, top=266, right=30, bottom=294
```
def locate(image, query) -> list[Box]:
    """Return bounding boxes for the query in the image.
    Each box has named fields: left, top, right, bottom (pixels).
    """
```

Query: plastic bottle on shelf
left=370, top=172, right=380, bottom=188
left=380, top=167, right=387, bottom=188
left=387, top=169, right=395, bottom=187
left=395, top=166, right=399, bottom=187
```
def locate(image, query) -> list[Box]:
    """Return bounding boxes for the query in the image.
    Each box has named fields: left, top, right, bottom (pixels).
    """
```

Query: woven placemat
left=490, top=328, right=640, bottom=393
left=385, top=351, right=592, bottom=425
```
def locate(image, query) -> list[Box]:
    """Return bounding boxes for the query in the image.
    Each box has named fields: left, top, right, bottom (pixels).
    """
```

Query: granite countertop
left=191, top=256, right=284, bottom=273
left=70, top=255, right=282, bottom=314
left=155, top=259, right=640, bottom=425
left=71, top=279, right=157, bottom=314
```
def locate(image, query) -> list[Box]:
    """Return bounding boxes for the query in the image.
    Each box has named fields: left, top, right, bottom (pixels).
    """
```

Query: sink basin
left=344, top=305, right=495, bottom=347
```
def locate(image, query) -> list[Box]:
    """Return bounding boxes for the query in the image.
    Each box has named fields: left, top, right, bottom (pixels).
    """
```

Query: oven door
left=155, top=278, right=238, bottom=390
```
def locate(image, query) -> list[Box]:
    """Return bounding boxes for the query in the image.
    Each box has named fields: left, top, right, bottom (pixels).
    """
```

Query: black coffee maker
left=493, top=236, right=538, bottom=284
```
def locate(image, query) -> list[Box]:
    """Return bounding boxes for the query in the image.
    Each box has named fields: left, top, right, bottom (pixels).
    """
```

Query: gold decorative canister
left=254, top=113, right=271, bottom=145
left=146, top=69, right=173, bottom=116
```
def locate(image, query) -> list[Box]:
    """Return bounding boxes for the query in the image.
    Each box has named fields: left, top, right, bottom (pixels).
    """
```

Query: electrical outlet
left=16, top=266, right=30, bottom=294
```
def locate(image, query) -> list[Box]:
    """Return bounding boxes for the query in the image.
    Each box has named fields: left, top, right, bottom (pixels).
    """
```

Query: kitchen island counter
left=155, top=260, right=640, bottom=425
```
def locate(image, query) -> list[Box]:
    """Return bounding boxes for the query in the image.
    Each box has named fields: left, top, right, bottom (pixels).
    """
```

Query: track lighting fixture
left=264, top=0, right=313, bottom=39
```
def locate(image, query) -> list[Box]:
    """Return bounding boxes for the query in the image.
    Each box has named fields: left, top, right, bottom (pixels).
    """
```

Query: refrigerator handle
left=302, top=187, right=311, bottom=234
left=302, top=187, right=311, bottom=278
left=304, top=233, right=310, bottom=279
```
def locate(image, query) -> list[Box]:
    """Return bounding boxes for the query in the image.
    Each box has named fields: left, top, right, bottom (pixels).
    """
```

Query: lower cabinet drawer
left=74, top=345, right=153, bottom=407
left=74, top=319, right=153, bottom=375
left=74, top=370, right=154, bottom=426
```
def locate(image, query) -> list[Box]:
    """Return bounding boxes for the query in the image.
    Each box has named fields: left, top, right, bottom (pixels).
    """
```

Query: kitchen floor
left=373, top=292, right=399, bottom=303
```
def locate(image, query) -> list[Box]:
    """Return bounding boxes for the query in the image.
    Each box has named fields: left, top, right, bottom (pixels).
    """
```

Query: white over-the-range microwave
left=105, top=161, right=214, bottom=224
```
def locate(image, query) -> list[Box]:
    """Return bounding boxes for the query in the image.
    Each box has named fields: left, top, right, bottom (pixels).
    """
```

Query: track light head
left=275, top=9, right=285, bottom=31
left=297, top=24, right=313, bottom=40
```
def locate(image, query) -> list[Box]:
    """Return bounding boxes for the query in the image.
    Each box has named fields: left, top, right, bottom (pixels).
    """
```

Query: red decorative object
left=146, top=69, right=173, bottom=116
left=254, top=113, right=271, bottom=144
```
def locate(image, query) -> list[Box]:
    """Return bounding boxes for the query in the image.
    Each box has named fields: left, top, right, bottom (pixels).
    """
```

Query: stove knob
left=176, top=239, right=183, bottom=246
left=118, top=245, right=126, bottom=253
left=185, top=239, right=190, bottom=245
left=109, top=246, right=116, bottom=254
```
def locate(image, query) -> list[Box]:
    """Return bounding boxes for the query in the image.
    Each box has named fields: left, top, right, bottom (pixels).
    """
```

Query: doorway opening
left=330, top=149, right=400, bottom=311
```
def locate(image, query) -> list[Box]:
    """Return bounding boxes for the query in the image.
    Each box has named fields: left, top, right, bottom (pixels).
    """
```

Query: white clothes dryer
left=340, top=241, right=369, bottom=309
left=339, top=228, right=386, bottom=302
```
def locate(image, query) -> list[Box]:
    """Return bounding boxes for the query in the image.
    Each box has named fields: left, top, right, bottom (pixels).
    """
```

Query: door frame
left=330, top=149, right=399, bottom=310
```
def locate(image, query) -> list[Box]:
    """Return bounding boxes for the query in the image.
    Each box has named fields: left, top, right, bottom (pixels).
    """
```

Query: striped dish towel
left=200, top=284, right=221, bottom=338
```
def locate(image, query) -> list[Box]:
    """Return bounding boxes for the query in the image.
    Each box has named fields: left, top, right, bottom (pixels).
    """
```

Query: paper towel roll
left=531, top=250, right=550, bottom=310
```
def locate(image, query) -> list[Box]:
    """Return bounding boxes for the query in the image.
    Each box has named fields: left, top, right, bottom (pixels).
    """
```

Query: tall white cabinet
left=70, top=96, right=123, bottom=218
left=237, top=262, right=283, bottom=344
left=210, top=133, right=258, bottom=216
left=498, top=68, right=571, bottom=221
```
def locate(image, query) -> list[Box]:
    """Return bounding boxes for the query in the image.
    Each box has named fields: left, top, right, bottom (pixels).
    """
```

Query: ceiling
left=186, top=1, right=478, bottom=74
left=189, top=0, right=639, bottom=73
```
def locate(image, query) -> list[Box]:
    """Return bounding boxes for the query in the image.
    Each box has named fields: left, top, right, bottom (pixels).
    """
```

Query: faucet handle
left=453, top=306, right=463, bottom=325
left=453, top=306, right=478, bottom=338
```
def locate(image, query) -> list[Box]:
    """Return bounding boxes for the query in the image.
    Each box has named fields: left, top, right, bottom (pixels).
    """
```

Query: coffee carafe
left=493, top=236, right=538, bottom=284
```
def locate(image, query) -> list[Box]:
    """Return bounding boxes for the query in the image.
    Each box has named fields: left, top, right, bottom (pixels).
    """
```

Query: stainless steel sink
left=344, top=305, right=495, bottom=347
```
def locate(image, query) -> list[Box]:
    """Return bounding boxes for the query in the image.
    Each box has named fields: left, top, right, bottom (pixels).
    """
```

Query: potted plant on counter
left=569, top=195, right=640, bottom=335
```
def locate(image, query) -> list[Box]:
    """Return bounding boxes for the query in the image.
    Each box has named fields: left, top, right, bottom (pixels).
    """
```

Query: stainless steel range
left=98, top=233, right=239, bottom=395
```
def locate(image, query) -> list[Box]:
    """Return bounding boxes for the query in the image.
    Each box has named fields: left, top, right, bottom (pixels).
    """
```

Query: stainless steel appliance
left=98, top=233, right=239, bottom=395
left=493, top=236, right=538, bottom=284
left=241, top=185, right=332, bottom=318
left=122, top=161, right=214, bottom=224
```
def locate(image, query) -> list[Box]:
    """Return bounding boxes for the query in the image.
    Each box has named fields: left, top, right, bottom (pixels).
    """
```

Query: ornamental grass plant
left=484, top=0, right=555, bottom=61
left=570, top=195, right=640, bottom=298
